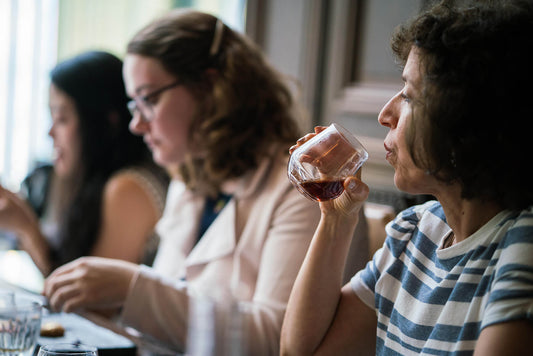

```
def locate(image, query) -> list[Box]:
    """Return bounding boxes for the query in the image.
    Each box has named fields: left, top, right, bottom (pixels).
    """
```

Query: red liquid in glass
left=300, top=179, right=344, bottom=201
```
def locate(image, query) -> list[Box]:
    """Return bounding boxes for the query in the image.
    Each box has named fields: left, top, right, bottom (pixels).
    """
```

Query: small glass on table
left=288, top=123, right=368, bottom=201
left=0, top=292, right=42, bottom=356
left=37, top=343, right=98, bottom=356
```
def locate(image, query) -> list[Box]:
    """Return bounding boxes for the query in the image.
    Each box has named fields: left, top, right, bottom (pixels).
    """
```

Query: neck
left=436, top=187, right=503, bottom=243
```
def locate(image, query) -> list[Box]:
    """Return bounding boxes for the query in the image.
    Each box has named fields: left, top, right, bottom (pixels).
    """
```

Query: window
left=0, top=0, right=58, bottom=190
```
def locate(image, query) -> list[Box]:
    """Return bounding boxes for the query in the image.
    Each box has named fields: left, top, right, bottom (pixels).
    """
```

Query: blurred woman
left=0, top=51, right=169, bottom=276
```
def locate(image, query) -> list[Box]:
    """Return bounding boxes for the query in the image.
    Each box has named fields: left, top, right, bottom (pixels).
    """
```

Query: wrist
left=319, top=210, right=360, bottom=240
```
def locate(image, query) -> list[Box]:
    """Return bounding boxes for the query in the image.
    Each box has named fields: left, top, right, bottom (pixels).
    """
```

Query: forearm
left=17, top=223, right=52, bottom=276
left=474, top=320, right=533, bottom=356
left=119, top=266, right=189, bottom=352
left=281, top=212, right=359, bottom=355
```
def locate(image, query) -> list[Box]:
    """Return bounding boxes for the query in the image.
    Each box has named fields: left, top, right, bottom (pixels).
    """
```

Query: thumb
left=344, top=176, right=369, bottom=202
left=330, top=176, right=368, bottom=217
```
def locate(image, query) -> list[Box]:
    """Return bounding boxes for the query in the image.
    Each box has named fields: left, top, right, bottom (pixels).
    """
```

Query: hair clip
left=209, top=18, right=224, bottom=57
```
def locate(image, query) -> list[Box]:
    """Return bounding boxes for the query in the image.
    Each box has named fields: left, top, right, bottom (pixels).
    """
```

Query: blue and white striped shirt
left=351, top=201, right=533, bottom=355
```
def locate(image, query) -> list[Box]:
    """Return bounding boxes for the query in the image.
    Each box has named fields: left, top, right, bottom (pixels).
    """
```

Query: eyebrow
left=134, top=85, right=151, bottom=96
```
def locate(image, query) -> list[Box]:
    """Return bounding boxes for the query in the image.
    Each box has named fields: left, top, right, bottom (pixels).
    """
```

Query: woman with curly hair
left=281, top=1, right=533, bottom=355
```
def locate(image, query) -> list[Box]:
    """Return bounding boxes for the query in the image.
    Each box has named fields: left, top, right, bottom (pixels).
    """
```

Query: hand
left=290, top=127, right=369, bottom=219
left=0, top=185, right=38, bottom=235
left=321, top=174, right=369, bottom=219
left=43, top=257, right=138, bottom=313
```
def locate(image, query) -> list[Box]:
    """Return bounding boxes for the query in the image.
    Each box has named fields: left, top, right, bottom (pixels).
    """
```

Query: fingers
left=314, top=126, right=327, bottom=134
left=289, top=126, right=327, bottom=154
left=43, top=258, right=88, bottom=311
left=0, top=196, right=8, bottom=210
left=43, top=257, right=137, bottom=313
left=47, top=279, right=83, bottom=312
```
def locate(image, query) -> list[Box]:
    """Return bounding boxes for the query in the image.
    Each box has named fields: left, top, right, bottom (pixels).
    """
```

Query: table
left=0, top=250, right=139, bottom=355
left=0, top=250, right=180, bottom=355
left=37, top=311, right=137, bottom=356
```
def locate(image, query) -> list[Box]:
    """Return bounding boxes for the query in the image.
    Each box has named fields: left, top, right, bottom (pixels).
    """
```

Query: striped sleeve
left=482, top=209, right=533, bottom=328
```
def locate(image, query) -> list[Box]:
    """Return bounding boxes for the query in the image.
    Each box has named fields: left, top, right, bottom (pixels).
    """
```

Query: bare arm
left=474, top=320, right=533, bottom=356
left=0, top=185, right=52, bottom=275
left=90, top=172, right=161, bottom=263
left=281, top=176, right=376, bottom=355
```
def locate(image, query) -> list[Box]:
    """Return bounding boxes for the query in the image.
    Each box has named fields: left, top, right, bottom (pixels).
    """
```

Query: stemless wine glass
left=0, top=294, right=42, bottom=356
left=37, top=344, right=98, bottom=356
left=288, top=123, right=368, bottom=201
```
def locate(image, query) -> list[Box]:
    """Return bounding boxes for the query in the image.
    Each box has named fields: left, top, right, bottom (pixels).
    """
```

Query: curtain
left=0, top=0, right=58, bottom=190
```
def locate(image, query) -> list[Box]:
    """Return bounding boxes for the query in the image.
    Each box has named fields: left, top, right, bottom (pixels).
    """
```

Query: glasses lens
left=127, top=99, right=152, bottom=122
left=127, top=100, right=137, bottom=117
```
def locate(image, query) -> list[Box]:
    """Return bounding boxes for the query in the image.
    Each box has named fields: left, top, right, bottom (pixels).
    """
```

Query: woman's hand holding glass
left=288, top=124, right=369, bottom=219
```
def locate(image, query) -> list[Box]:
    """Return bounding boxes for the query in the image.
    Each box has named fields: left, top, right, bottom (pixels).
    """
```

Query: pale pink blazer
left=119, top=147, right=368, bottom=355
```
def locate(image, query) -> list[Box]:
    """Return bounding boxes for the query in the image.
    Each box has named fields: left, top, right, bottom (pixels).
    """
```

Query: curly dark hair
left=126, top=10, right=304, bottom=194
left=50, top=51, right=168, bottom=267
left=391, top=0, right=533, bottom=210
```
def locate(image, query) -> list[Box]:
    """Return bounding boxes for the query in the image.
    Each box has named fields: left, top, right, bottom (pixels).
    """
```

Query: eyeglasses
left=127, top=80, right=181, bottom=122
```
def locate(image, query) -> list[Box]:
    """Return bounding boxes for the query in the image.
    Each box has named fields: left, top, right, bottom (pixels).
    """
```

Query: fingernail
left=348, top=180, right=357, bottom=190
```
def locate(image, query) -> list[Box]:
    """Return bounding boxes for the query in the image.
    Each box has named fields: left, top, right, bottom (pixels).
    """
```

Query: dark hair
left=50, top=50, right=167, bottom=266
left=127, top=10, right=304, bottom=194
left=391, top=0, right=533, bottom=210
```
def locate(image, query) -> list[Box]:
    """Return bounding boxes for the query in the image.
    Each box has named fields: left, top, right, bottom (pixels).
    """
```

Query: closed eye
left=141, top=93, right=160, bottom=106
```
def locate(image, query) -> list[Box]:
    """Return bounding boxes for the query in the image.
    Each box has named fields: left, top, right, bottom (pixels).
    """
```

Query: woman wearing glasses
left=42, top=10, right=366, bottom=355
left=0, top=51, right=169, bottom=276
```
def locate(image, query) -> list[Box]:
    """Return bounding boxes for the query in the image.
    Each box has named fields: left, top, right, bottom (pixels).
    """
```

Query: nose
left=48, top=123, right=55, bottom=138
left=129, top=112, right=149, bottom=135
left=378, top=91, right=401, bottom=129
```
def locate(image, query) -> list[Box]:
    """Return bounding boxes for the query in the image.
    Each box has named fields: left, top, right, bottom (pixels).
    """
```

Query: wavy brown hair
left=391, top=0, right=533, bottom=210
left=127, top=10, right=304, bottom=194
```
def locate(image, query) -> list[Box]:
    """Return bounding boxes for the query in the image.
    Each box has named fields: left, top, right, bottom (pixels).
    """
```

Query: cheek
left=153, top=115, right=193, bottom=164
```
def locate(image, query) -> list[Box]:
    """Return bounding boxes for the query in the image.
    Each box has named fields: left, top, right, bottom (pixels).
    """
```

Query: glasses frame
left=127, top=80, right=181, bottom=122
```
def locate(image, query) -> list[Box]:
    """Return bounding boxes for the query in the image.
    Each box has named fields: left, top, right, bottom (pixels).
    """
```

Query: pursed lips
left=384, top=143, right=394, bottom=161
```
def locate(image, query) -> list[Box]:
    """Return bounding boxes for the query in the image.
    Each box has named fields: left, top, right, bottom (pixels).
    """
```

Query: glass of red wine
left=288, top=123, right=368, bottom=202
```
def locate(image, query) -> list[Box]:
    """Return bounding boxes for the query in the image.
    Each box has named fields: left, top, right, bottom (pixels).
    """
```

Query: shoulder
left=106, top=167, right=169, bottom=213
left=386, top=200, right=444, bottom=239
left=500, top=206, right=533, bottom=244
left=104, top=172, right=150, bottom=201
left=495, top=206, right=533, bottom=264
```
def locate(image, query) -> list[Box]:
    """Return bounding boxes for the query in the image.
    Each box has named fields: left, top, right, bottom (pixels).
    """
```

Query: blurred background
left=0, top=0, right=431, bottom=206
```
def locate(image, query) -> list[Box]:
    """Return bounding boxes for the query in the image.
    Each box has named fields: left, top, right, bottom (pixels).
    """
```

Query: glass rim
left=292, top=122, right=368, bottom=158
left=0, top=296, right=42, bottom=312
left=329, top=123, right=368, bottom=154
left=38, top=343, right=98, bottom=354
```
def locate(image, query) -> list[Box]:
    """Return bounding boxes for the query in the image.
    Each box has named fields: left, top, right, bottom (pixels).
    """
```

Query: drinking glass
left=0, top=291, right=15, bottom=308
left=0, top=294, right=42, bottom=356
left=37, top=344, right=98, bottom=356
left=187, top=295, right=247, bottom=356
left=288, top=123, right=368, bottom=201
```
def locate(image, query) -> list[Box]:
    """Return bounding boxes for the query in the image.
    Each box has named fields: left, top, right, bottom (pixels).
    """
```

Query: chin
left=153, top=152, right=171, bottom=167
left=53, top=162, right=67, bottom=177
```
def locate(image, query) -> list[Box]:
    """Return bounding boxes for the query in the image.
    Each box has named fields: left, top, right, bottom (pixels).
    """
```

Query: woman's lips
left=144, top=137, right=156, bottom=150
left=384, top=143, right=394, bottom=162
